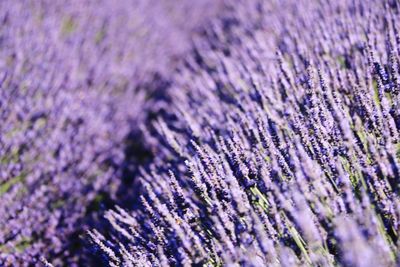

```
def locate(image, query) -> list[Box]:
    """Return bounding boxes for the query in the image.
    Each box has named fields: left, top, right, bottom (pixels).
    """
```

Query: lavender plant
left=89, top=0, right=400, bottom=266
left=0, top=0, right=221, bottom=265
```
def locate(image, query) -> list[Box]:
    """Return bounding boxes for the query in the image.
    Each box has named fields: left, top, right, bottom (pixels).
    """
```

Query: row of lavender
left=0, top=0, right=221, bottom=265
left=90, top=0, right=400, bottom=266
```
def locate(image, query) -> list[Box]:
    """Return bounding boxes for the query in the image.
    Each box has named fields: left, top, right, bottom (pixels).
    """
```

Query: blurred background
left=0, top=1, right=223, bottom=265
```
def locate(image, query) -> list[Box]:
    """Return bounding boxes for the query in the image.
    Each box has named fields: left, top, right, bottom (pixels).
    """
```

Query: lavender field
left=1, top=0, right=400, bottom=266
